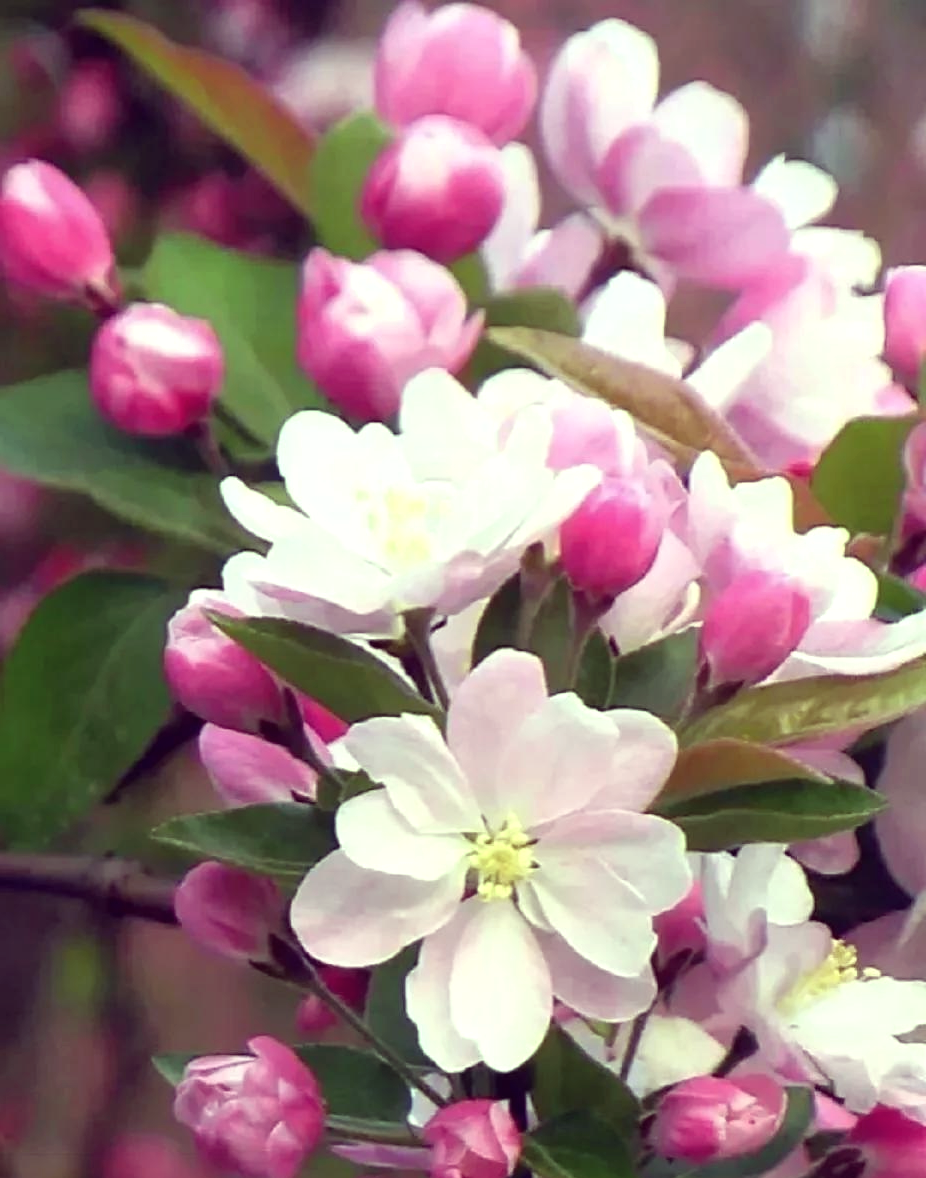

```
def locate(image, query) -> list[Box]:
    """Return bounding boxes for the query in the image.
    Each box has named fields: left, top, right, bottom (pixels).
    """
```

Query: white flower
left=290, top=649, right=691, bottom=1072
left=220, top=370, right=598, bottom=638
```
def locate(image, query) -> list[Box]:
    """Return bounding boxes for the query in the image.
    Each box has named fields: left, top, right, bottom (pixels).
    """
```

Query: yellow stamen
left=778, top=940, right=869, bottom=1016
left=468, top=814, right=535, bottom=902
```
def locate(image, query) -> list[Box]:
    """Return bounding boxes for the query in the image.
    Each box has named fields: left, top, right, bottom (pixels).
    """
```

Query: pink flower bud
left=198, top=724, right=318, bottom=806
left=904, top=422, right=926, bottom=529
left=90, top=303, right=224, bottom=437
left=885, top=266, right=926, bottom=386
left=297, top=247, right=482, bottom=422
left=174, top=862, right=281, bottom=961
left=174, top=1036, right=325, bottom=1178
left=362, top=117, right=505, bottom=264
left=848, top=1105, right=926, bottom=1177
left=910, top=564, right=926, bottom=594
left=0, top=160, right=115, bottom=300
left=561, top=476, right=665, bottom=601
left=700, top=571, right=812, bottom=687
left=164, top=590, right=284, bottom=732
left=297, top=696, right=348, bottom=744
left=651, top=1075, right=784, bottom=1164
left=295, top=966, right=370, bottom=1034
left=654, top=882, right=706, bottom=963
left=375, top=2, right=536, bottom=146
left=422, top=1100, right=521, bottom=1178
left=57, top=60, right=123, bottom=152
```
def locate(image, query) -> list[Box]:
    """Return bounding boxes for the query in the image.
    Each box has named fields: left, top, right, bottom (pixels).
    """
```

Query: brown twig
left=0, top=854, right=177, bottom=925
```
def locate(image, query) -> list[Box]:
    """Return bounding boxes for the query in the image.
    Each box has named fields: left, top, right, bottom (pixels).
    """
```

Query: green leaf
left=812, top=415, right=918, bottom=536
left=153, top=1053, right=188, bottom=1086
left=607, top=630, right=699, bottom=724
left=658, top=740, right=831, bottom=806
left=449, top=253, right=491, bottom=306
left=364, top=945, right=430, bottom=1067
left=293, top=1045, right=411, bottom=1122
left=679, top=658, right=926, bottom=748
left=151, top=802, right=335, bottom=881
left=0, top=572, right=184, bottom=849
left=656, top=779, right=885, bottom=852
left=209, top=615, right=440, bottom=723
left=680, top=1087, right=814, bottom=1178
left=78, top=11, right=315, bottom=214
left=523, top=1112, right=635, bottom=1178
left=472, top=574, right=523, bottom=665
left=0, top=370, right=244, bottom=554
left=469, top=289, right=582, bottom=384
left=309, top=113, right=394, bottom=259
left=876, top=572, right=926, bottom=621
left=532, top=1025, right=639, bottom=1137
left=144, top=234, right=327, bottom=447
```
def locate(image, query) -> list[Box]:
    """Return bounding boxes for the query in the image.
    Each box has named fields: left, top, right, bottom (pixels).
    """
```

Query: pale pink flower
left=291, top=649, right=690, bottom=1072
left=423, top=1100, right=520, bottom=1178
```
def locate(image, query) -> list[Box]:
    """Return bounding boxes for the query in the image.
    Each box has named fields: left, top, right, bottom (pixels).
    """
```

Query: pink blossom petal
left=449, top=898, right=553, bottom=1072
left=790, top=832, right=860, bottom=876
left=517, top=213, right=604, bottom=300
left=537, top=929, right=657, bottom=1021
left=585, top=711, right=679, bottom=812
left=407, top=906, right=484, bottom=1072
left=876, top=712, right=926, bottom=898
left=652, top=82, right=749, bottom=186
left=344, top=714, right=482, bottom=833
left=290, top=850, right=465, bottom=966
left=597, top=124, right=702, bottom=217
left=640, top=187, right=790, bottom=288
left=336, top=791, right=470, bottom=880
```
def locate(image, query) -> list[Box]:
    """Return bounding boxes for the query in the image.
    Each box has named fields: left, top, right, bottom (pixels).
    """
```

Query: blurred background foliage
left=2, top=1, right=926, bottom=1175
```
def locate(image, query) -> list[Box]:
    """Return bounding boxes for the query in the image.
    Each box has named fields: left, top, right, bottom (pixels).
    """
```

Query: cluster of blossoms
left=10, top=4, right=926, bottom=1178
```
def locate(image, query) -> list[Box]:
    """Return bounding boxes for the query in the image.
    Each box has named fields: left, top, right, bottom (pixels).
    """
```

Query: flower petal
left=537, top=929, right=656, bottom=1021
left=449, top=898, right=553, bottom=1072
left=652, top=82, right=748, bottom=186
left=586, top=709, right=679, bottom=812
left=220, top=477, right=307, bottom=543
left=290, top=850, right=465, bottom=966
left=336, top=791, right=470, bottom=880
left=399, top=369, right=499, bottom=484
left=407, top=907, right=483, bottom=1073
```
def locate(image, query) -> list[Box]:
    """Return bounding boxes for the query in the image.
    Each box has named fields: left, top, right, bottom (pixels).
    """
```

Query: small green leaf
left=469, top=288, right=581, bottom=384
left=532, top=1025, right=639, bottom=1137
left=0, top=370, right=243, bottom=554
left=812, top=415, right=918, bottom=536
left=309, top=113, right=394, bottom=259
left=656, top=779, right=885, bottom=852
left=657, top=740, right=831, bottom=806
left=364, top=945, right=430, bottom=1067
left=681, top=1086, right=814, bottom=1178
left=293, top=1045, right=412, bottom=1122
left=153, top=1053, right=188, bottom=1086
left=0, top=572, right=184, bottom=849
left=144, top=234, right=327, bottom=447
left=78, top=10, right=315, bottom=214
left=607, top=630, right=699, bottom=724
left=209, top=615, right=440, bottom=723
left=449, top=253, right=491, bottom=306
left=523, top=1112, right=635, bottom=1178
left=151, top=802, right=335, bottom=880
left=679, top=658, right=926, bottom=748
left=472, top=574, right=523, bottom=665
left=876, top=572, right=926, bottom=621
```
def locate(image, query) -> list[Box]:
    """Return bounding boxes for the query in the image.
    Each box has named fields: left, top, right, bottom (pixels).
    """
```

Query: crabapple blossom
left=885, top=266, right=926, bottom=388
left=89, top=303, right=224, bottom=437
left=296, top=248, right=482, bottom=423
left=173, top=862, right=281, bottom=962
left=422, top=1100, right=521, bottom=1178
left=290, top=648, right=690, bottom=1072
left=0, top=160, right=116, bottom=301
left=650, top=1074, right=785, bottom=1163
left=197, top=725, right=319, bottom=807
left=220, top=369, right=599, bottom=638
left=362, top=117, right=505, bottom=263
left=174, top=1037, right=325, bottom=1178
left=374, top=2, right=536, bottom=146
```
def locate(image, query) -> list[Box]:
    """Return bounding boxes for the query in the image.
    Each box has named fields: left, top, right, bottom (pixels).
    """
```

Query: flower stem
left=404, top=610, right=450, bottom=709
left=617, top=1007, right=652, bottom=1083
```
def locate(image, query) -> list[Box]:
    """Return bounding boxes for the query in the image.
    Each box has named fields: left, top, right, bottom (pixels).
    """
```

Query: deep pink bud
left=885, top=266, right=926, bottom=386
left=561, top=476, right=665, bottom=600
left=295, top=966, right=370, bottom=1035
left=297, top=247, right=482, bottom=422
left=423, top=1100, right=521, bottom=1178
left=174, top=862, right=281, bottom=962
left=90, top=303, right=224, bottom=437
left=297, top=696, right=348, bottom=744
left=910, top=564, right=926, bottom=594
left=164, top=590, right=284, bottom=732
left=198, top=724, right=318, bottom=806
left=847, top=1105, right=926, bottom=1177
left=700, top=570, right=812, bottom=687
left=654, top=882, right=706, bottom=963
left=57, top=60, right=122, bottom=152
left=362, top=117, right=505, bottom=263
left=174, top=1036, right=325, bottom=1178
left=375, top=2, right=536, bottom=146
left=651, top=1075, right=784, bottom=1164
left=0, top=160, right=115, bottom=300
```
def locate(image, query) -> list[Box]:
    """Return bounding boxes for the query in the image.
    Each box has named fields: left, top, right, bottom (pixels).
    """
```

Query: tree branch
left=0, top=854, right=177, bottom=924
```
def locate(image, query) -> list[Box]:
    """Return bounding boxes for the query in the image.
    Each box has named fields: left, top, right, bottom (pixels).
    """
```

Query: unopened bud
left=174, top=862, right=281, bottom=962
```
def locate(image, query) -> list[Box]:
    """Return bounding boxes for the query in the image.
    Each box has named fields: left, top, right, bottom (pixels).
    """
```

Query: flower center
left=358, top=486, right=452, bottom=573
left=468, top=814, right=536, bottom=902
left=778, top=940, right=880, bottom=1017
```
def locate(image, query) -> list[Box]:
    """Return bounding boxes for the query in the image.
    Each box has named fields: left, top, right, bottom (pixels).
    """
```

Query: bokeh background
left=1, top=1, right=925, bottom=1175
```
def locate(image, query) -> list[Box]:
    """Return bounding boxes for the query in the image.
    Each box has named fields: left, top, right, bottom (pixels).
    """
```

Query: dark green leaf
left=0, top=370, right=244, bottom=554
left=523, top=1112, right=635, bottom=1178
left=153, top=1053, right=188, bottom=1086
left=656, top=779, right=885, bottom=852
left=293, top=1045, right=412, bottom=1122
left=209, top=614, right=440, bottom=723
left=608, top=630, right=699, bottom=724
left=151, top=802, right=334, bottom=881
left=679, top=658, right=926, bottom=748
left=309, top=113, right=394, bottom=259
left=144, top=234, right=327, bottom=447
left=79, top=11, right=315, bottom=214
left=364, top=945, right=430, bottom=1067
left=532, top=1025, right=639, bottom=1136
left=681, top=1086, right=814, bottom=1178
left=812, top=415, right=918, bottom=536
left=469, top=289, right=581, bottom=384
left=876, top=572, right=926, bottom=621
left=472, top=574, right=522, bottom=665
left=0, top=572, right=184, bottom=849
left=449, top=253, right=491, bottom=306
